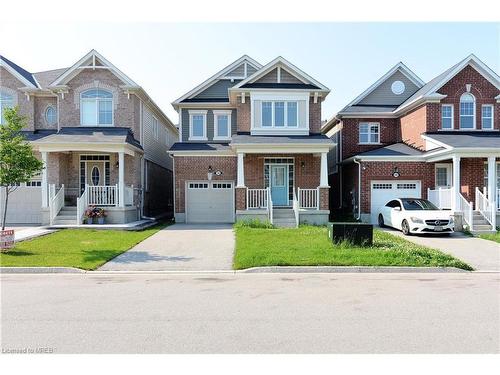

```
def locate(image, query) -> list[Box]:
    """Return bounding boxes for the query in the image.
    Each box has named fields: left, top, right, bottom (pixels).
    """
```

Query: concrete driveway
left=382, top=228, right=500, bottom=271
left=99, top=224, right=234, bottom=271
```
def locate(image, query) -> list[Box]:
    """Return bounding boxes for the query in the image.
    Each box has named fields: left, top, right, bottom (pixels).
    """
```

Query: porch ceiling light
left=207, top=165, right=213, bottom=181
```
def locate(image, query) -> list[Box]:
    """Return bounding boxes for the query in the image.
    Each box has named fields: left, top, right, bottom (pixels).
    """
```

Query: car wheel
left=378, top=214, right=385, bottom=228
left=401, top=219, right=411, bottom=235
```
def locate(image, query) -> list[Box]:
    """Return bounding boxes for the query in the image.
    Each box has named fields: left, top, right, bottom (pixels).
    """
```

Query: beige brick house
left=0, top=50, right=178, bottom=226
left=323, top=54, right=500, bottom=233
left=169, top=56, right=334, bottom=227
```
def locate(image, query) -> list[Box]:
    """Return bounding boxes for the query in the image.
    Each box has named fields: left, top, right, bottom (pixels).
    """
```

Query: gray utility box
left=327, top=222, right=373, bottom=246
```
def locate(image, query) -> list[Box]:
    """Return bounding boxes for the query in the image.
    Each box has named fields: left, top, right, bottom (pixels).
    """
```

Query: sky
left=1, top=22, right=498, bottom=123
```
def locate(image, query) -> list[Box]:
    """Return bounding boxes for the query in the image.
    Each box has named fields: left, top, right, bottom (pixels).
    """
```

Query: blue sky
left=1, top=22, right=498, bottom=122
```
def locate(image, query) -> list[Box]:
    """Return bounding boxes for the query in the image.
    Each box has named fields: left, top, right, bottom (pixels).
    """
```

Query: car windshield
left=401, top=199, right=439, bottom=211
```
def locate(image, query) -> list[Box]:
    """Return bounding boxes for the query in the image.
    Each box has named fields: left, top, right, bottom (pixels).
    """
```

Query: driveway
left=382, top=228, right=500, bottom=271
left=99, top=224, right=234, bottom=271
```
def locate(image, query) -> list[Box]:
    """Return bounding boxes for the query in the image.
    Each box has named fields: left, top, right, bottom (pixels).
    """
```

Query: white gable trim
left=230, top=56, right=330, bottom=92
left=49, top=50, right=138, bottom=87
left=0, top=58, right=38, bottom=88
left=343, top=62, right=424, bottom=109
left=172, top=55, right=262, bottom=106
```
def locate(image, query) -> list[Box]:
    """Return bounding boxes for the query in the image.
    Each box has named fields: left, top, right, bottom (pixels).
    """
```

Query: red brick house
left=323, top=54, right=500, bottom=232
left=169, top=56, right=333, bottom=227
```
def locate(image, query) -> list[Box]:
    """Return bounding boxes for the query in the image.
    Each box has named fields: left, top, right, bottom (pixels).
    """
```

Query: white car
left=377, top=198, right=454, bottom=235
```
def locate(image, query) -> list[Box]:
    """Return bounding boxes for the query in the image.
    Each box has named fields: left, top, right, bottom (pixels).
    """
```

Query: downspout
left=353, top=158, right=361, bottom=221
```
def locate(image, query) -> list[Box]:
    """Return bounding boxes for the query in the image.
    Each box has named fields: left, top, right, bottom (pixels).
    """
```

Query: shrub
left=234, top=219, right=275, bottom=229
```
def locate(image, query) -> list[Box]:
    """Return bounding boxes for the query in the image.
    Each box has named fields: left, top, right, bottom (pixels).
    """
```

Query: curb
left=0, top=267, right=85, bottom=274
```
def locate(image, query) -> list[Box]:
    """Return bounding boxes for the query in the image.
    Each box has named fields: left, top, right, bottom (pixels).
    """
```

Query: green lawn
left=479, top=231, right=500, bottom=243
left=0, top=223, right=169, bottom=270
left=233, top=225, right=472, bottom=270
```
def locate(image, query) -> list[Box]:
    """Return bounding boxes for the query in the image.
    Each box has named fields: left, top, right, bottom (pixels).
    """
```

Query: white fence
left=476, top=187, right=495, bottom=227
left=427, top=187, right=452, bottom=209
left=49, top=184, right=65, bottom=225
left=298, top=188, right=319, bottom=209
left=76, top=188, right=88, bottom=225
left=458, top=193, right=474, bottom=229
left=247, top=188, right=268, bottom=209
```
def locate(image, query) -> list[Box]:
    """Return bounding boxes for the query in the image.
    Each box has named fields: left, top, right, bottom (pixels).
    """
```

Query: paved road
left=382, top=228, right=500, bottom=271
left=1, top=272, right=499, bottom=353
left=99, top=224, right=235, bottom=271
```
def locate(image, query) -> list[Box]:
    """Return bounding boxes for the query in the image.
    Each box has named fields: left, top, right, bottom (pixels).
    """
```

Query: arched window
left=0, top=91, right=14, bottom=125
left=80, top=89, right=113, bottom=126
left=459, top=93, right=475, bottom=129
left=45, top=106, right=57, bottom=126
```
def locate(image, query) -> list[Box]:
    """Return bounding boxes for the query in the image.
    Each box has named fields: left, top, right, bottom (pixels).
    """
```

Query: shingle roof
left=0, top=55, right=38, bottom=87
left=33, top=68, right=68, bottom=89
left=240, top=83, right=320, bottom=89
left=341, top=105, right=399, bottom=113
left=355, top=143, right=424, bottom=157
left=231, top=133, right=333, bottom=144
left=180, top=98, right=229, bottom=103
left=169, top=142, right=231, bottom=151
left=21, top=129, right=58, bottom=141
left=424, top=131, right=500, bottom=148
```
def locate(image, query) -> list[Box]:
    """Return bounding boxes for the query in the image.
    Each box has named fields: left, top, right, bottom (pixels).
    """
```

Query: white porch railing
left=476, top=187, right=495, bottom=227
left=427, top=187, right=453, bottom=209
left=298, top=187, right=319, bottom=210
left=267, top=187, right=273, bottom=225
left=49, top=184, right=65, bottom=225
left=458, top=193, right=474, bottom=230
left=247, top=188, right=268, bottom=209
left=292, top=190, right=299, bottom=227
left=87, top=185, right=118, bottom=206
left=76, top=188, right=88, bottom=225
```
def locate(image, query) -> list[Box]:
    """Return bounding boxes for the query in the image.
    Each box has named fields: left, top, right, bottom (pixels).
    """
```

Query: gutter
left=353, top=158, right=361, bottom=221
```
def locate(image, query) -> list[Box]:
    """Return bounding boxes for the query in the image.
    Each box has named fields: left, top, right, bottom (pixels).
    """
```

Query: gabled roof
left=230, top=56, right=330, bottom=93
left=395, top=54, right=500, bottom=114
left=0, top=55, right=38, bottom=88
left=172, top=55, right=262, bottom=107
left=338, top=62, right=424, bottom=115
left=49, top=49, right=139, bottom=87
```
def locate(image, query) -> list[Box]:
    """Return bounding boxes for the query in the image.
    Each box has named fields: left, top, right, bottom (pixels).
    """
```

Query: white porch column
left=320, top=152, right=329, bottom=188
left=41, top=151, right=48, bottom=208
left=487, top=156, right=496, bottom=228
left=118, top=152, right=125, bottom=207
left=237, top=152, right=245, bottom=188
left=452, top=155, right=461, bottom=211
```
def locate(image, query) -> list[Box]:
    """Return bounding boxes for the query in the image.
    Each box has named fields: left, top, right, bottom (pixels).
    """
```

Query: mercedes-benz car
left=377, top=198, right=454, bottom=235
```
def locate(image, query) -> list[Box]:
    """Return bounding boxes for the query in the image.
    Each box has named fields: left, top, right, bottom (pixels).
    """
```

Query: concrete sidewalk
left=382, top=228, right=500, bottom=271
left=99, top=224, right=235, bottom=271
left=5, top=226, right=56, bottom=242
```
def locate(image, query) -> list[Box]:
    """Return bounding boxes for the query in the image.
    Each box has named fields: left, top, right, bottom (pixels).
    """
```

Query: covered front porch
left=231, top=134, right=333, bottom=227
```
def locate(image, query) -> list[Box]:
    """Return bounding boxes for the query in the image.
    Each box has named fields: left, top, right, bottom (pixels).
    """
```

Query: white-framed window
left=359, top=122, right=380, bottom=144
left=80, top=89, right=113, bottom=126
left=45, top=106, right=57, bottom=126
left=459, top=92, right=475, bottom=129
left=213, top=110, right=232, bottom=140
left=261, top=101, right=299, bottom=128
left=152, top=116, right=159, bottom=140
left=188, top=182, right=209, bottom=189
left=482, top=105, right=494, bottom=130
left=441, top=104, right=453, bottom=130
left=0, top=91, right=14, bottom=125
left=188, top=110, right=207, bottom=140
left=435, top=163, right=452, bottom=188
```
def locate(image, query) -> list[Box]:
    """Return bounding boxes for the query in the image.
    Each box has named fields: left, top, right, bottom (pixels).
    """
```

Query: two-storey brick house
left=169, top=56, right=334, bottom=226
left=323, top=54, right=500, bottom=232
left=0, top=50, right=178, bottom=226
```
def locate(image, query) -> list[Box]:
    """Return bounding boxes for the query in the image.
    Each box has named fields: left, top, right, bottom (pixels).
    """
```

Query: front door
left=270, top=165, right=288, bottom=206
left=86, top=162, right=104, bottom=186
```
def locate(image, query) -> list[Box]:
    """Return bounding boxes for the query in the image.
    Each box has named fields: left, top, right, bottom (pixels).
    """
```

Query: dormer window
left=261, top=101, right=299, bottom=128
left=459, top=93, right=475, bottom=129
left=0, top=91, right=14, bottom=125
left=80, top=89, right=113, bottom=126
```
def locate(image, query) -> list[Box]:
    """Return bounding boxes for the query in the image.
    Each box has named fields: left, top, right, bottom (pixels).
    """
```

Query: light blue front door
left=270, top=165, right=288, bottom=206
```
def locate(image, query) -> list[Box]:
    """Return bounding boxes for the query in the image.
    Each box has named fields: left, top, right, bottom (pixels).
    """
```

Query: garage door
left=370, top=180, right=421, bottom=224
left=0, top=186, right=42, bottom=224
left=186, top=181, right=234, bottom=223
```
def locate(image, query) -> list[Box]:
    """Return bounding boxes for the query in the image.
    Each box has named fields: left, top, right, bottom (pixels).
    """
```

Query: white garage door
left=186, top=181, right=234, bottom=223
left=0, top=186, right=42, bottom=224
left=370, top=180, right=421, bottom=224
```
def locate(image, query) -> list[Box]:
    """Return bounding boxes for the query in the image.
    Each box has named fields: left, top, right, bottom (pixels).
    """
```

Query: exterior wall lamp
left=207, top=165, right=213, bottom=181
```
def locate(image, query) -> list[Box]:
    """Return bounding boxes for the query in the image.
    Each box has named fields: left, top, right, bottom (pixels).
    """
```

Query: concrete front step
left=472, top=224, right=494, bottom=231
left=53, top=219, right=78, bottom=225
left=273, top=221, right=297, bottom=228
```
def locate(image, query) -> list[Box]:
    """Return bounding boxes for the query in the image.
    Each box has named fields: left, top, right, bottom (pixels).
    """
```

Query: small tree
left=0, top=107, right=44, bottom=230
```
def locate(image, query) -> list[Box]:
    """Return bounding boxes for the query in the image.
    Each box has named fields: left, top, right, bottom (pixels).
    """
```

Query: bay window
left=80, top=89, right=113, bottom=126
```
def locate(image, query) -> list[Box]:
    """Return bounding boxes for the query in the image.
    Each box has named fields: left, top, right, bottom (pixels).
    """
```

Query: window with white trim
left=441, top=104, right=453, bottom=130
left=45, top=106, right=57, bottom=126
left=80, top=89, right=113, bottom=126
left=189, top=110, right=207, bottom=140
left=261, top=101, right=299, bottom=128
left=359, top=122, right=380, bottom=144
left=482, top=105, right=494, bottom=130
left=152, top=116, right=159, bottom=140
left=0, top=91, right=14, bottom=125
left=214, top=110, right=231, bottom=140
left=459, top=93, right=475, bottom=129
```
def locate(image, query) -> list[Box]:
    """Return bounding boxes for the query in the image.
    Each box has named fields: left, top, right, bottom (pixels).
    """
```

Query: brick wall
left=309, top=97, right=322, bottom=134
left=400, top=105, right=427, bottom=149
left=460, top=157, right=486, bottom=201
left=0, top=67, right=35, bottom=130
left=173, top=156, right=237, bottom=213
left=236, top=96, right=250, bottom=132
left=341, top=118, right=400, bottom=159
left=34, top=96, right=58, bottom=129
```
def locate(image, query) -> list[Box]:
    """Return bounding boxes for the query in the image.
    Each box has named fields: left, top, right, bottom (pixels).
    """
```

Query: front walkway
left=99, top=224, right=235, bottom=271
left=382, top=228, right=500, bottom=271
left=5, top=226, right=56, bottom=242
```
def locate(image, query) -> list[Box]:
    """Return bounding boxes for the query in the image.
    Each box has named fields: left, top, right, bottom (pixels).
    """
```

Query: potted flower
left=84, top=206, right=96, bottom=224
left=94, top=207, right=107, bottom=224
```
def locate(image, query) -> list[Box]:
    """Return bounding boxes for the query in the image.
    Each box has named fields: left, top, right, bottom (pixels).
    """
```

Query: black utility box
left=327, top=222, right=373, bottom=246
